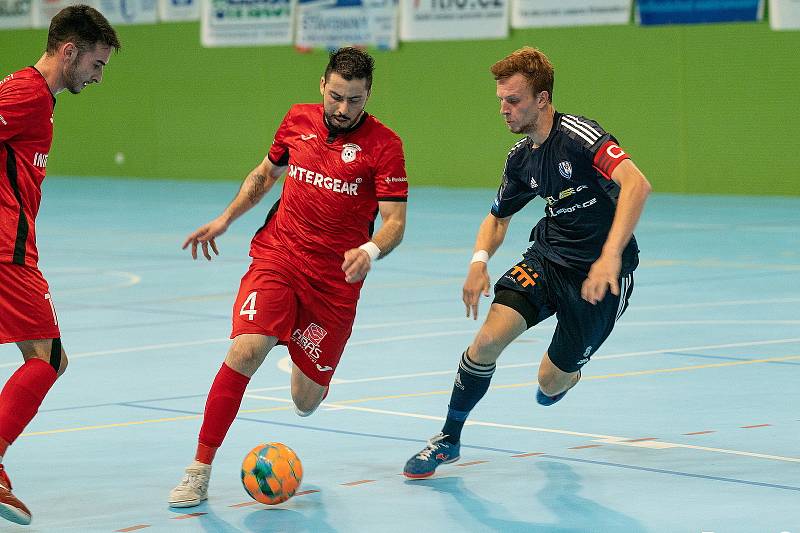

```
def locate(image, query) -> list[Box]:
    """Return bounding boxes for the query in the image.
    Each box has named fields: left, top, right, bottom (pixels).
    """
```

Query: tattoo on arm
left=246, top=172, right=268, bottom=205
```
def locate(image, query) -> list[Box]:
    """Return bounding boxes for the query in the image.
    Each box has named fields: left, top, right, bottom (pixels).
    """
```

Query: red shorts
left=231, top=252, right=360, bottom=386
left=0, top=263, right=61, bottom=344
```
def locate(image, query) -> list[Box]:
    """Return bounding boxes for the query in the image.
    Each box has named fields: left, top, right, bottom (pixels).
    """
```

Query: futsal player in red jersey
left=169, top=47, right=408, bottom=507
left=0, top=5, right=120, bottom=525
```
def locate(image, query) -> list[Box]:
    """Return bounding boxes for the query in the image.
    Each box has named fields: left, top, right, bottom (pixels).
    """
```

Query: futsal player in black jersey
left=404, top=47, right=652, bottom=478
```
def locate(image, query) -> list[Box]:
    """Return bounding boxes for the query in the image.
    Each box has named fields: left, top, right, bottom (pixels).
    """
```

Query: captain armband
left=592, top=141, right=630, bottom=179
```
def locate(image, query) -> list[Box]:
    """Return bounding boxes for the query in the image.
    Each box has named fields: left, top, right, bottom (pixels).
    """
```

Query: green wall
left=1, top=21, right=799, bottom=195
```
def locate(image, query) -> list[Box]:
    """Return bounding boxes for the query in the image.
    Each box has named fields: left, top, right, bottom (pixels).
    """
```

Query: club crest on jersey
left=558, top=161, right=573, bottom=180
left=341, top=143, right=361, bottom=163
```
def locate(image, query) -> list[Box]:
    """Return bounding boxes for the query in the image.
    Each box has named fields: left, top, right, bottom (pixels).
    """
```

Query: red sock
left=196, top=363, right=250, bottom=464
left=0, top=358, right=58, bottom=447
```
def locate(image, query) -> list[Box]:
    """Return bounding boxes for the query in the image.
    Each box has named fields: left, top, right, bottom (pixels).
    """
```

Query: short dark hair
left=324, top=47, right=374, bottom=91
left=47, top=5, right=121, bottom=55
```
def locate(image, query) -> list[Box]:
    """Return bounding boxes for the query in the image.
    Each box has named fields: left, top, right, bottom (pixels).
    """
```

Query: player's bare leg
left=537, top=351, right=581, bottom=402
left=405, top=304, right=526, bottom=478
left=0, top=338, right=67, bottom=525
left=290, top=366, right=328, bottom=417
left=169, top=334, right=278, bottom=508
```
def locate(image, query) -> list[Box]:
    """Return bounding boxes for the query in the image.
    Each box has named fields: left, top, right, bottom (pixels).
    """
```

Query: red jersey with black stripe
left=254, top=103, right=408, bottom=275
left=491, top=111, right=639, bottom=275
left=0, top=67, right=55, bottom=268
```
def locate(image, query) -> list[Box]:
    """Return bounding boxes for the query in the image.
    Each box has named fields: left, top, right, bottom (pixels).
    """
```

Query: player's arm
left=581, top=159, right=651, bottom=304
left=463, top=213, right=513, bottom=320
left=182, top=156, right=286, bottom=260
left=342, top=200, right=407, bottom=284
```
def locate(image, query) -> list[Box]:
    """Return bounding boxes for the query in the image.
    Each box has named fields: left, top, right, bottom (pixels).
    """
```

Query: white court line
left=271, top=336, right=800, bottom=379
left=49, top=268, right=142, bottom=295
left=635, top=297, right=800, bottom=311
left=243, top=396, right=800, bottom=463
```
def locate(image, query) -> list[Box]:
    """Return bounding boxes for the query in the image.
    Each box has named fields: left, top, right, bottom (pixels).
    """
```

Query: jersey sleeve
left=373, top=135, right=408, bottom=201
left=0, top=82, right=41, bottom=144
left=267, top=107, right=294, bottom=167
left=560, top=114, right=630, bottom=180
left=490, top=144, right=537, bottom=218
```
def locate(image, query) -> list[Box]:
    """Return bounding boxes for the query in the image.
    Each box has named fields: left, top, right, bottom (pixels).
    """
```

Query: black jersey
left=491, top=111, right=639, bottom=276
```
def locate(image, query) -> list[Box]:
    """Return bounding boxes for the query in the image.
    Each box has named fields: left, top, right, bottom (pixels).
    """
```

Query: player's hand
left=463, top=262, right=491, bottom=320
left=182, top=216, right=229, bottom=260
left=582, top=253, right=621, bottom=304
left=342, top=248, right=371, bottom=284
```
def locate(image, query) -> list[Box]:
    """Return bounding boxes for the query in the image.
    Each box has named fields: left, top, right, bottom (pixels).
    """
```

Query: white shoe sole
left=0, top=501, right=32, bottom=525
left=168, top=496, right=207, bottom=508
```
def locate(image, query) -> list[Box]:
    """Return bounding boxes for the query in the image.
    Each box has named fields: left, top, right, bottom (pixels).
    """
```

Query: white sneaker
left=169, top=462, right=211, bottom=508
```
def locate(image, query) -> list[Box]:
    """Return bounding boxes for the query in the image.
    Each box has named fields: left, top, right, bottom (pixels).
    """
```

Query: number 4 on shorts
left=240, top=291, right=257, bottom=320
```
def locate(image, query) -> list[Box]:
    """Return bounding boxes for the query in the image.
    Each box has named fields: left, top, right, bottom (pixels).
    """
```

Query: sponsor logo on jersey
left=529, top=176, right=538, bottom=189
left=287, top=164, right=360, bottom=196
left=544, top=184, right=589, bottom=206
left=558, top=160, right=572, bottom=180
left=33, top=152, right=49, bottom=168
left=384, top=176, right=407, bottom=183
left=300, top=133, right=317, bottom=141
left=316, top=364, right=333, bottom=372
left=549, top=197, right=597, bottom=217
left=0, top=74, right=13, bottom=87
left=0, top=114, right=6, bottom=126
left=291, top=322, right=328, bottom=361
left=341, top=143, right=361, bottom=163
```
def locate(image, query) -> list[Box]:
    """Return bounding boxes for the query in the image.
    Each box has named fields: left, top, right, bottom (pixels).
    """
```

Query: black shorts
left=493, top=252, right=634, bottom=373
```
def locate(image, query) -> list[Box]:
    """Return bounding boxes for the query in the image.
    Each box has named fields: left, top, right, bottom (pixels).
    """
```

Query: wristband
left=359, top=241, right=381, bottom=262
left=471, top=250, right=489, bottom=264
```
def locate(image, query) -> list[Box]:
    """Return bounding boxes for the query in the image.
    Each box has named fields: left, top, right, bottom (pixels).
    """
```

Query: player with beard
left=0, top=5, right=120, bottom=525
left=169, top=47, right=408, bottom=507
left=403, top=47, right=651, bottom=478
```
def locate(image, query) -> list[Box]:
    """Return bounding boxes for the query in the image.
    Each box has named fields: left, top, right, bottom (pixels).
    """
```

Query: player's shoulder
left=0, top=67, right=48, bottom=100
left=505, top=136, right=530, bottom=161
left=555, top=112, right=609, bottom=150
left=362, top=113, right=403, bottom=147
left=285, top=103, right=322, bottom=120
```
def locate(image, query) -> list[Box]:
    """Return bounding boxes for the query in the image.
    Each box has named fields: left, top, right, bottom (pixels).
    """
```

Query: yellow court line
left=20, top=354, right=799, bottom=438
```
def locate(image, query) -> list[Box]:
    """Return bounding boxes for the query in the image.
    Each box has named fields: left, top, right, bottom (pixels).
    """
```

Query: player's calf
left=536, top=370, right=581, bottom=406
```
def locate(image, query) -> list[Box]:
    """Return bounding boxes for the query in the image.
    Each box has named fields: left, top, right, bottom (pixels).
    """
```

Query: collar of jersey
left=323, top=111, right=369, bottom=143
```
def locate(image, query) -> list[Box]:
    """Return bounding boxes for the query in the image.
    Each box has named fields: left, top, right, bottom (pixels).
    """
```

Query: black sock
left=440, top=349, right=496, bottom=444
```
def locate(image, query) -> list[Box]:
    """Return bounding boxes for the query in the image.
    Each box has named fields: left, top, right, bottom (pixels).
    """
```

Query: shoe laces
left=179, top=469, right=208, bottom=491
left=416, top=434, right=448, bottom=461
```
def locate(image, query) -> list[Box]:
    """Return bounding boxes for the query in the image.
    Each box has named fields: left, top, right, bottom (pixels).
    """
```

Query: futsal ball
left=241, top=442, right=303, bottom=505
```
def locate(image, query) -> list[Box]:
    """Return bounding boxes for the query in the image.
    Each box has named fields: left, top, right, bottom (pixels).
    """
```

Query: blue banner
left=637, top=0, right=762, bottom=25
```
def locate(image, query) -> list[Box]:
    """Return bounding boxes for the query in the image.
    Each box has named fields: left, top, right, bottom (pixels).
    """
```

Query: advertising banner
left=512, top=0, right=630, bottom=28
left=158, top=0, right=200, bottom=21
left=399, top=0, right=508, bottom=41
left=97, top=0, right=159, bottom=24
left=296, top=0, right=398, bottom=50
left=0, top=0, right=33, bottom=28
left=769, top=0, right=800, bottom=29
left=201, top=0, right=294, bottom=47
left=637, top=0, right=762, bottom=25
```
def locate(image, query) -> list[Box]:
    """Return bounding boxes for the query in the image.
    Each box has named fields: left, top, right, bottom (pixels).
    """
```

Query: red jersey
left=0, top=67, right=55, bottom=267
left=254, top=103, right=408, bottom=274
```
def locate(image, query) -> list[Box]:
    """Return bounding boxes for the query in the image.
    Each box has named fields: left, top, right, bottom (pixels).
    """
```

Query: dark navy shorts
left=493, top=251, right=634, bottom=373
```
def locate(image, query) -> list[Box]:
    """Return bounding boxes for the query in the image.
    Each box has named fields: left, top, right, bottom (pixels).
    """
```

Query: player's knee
left=293, top=397, right=320, bottom=417
left=56, top=352, right=69, bottom=377
left=538, top=368, right=577, bottom=397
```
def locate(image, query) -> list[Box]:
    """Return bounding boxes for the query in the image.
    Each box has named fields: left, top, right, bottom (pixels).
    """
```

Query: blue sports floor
left=0, top=177, right=798, bottom=533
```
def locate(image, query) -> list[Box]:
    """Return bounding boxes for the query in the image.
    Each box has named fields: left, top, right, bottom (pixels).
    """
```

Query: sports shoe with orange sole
left=0, top=464, right=31, bottom=525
